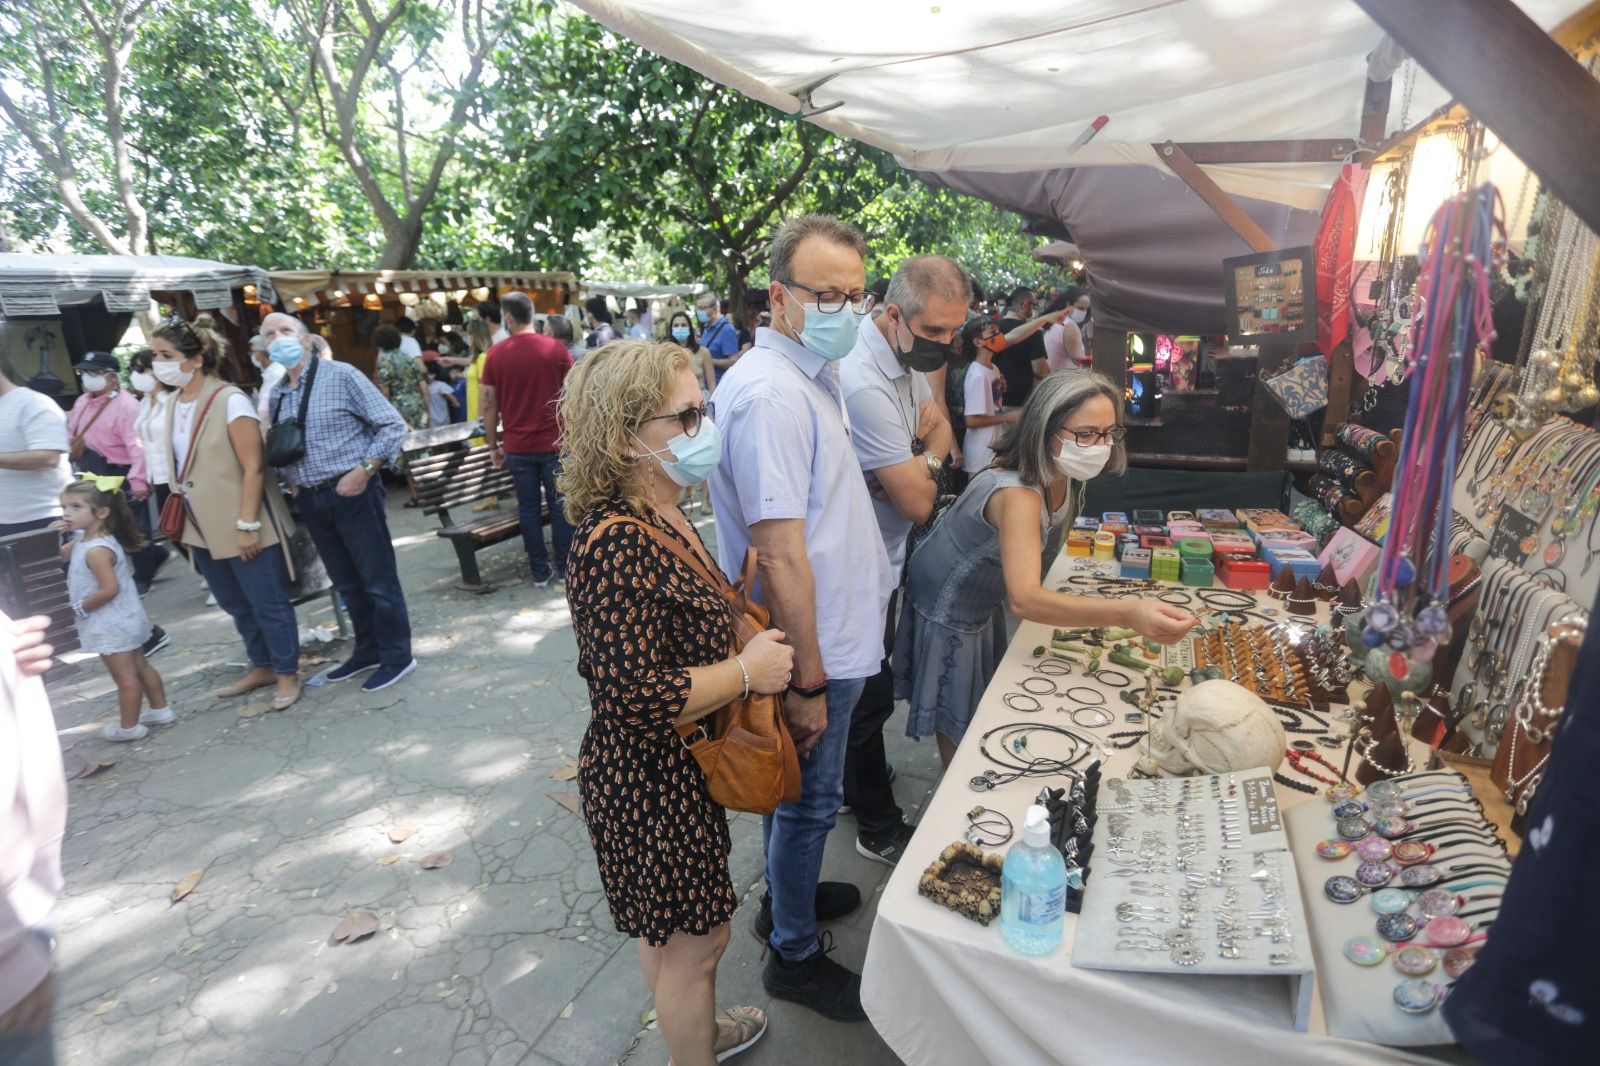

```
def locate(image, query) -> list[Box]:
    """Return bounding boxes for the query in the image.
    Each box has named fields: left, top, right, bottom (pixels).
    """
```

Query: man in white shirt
left=839, top=256, right=962, bottom=868
left=708, top=213, right=889, bottom=1024
left=394, top=315, right=423, bottom=359
left=0, top=363, right=72, bottom=538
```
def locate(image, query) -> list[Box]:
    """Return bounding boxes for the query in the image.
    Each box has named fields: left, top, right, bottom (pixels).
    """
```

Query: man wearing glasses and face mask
left=837, top=256, right=963, bottom=868
left=707, top=213, right=891, bottom=1024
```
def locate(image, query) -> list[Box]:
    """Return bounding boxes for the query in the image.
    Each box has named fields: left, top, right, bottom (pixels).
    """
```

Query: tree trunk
left=378, top=217, right=423, bottom=269
left=726, top=273, right=750, bottom=329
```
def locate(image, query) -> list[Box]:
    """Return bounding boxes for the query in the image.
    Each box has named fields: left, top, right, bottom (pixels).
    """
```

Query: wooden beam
left=1553, top=0, right=1600, bottom=51
left=1360, top=76, right=1393, bottom=145
left=1154, top=141, right=1277, bottom=253
left=1172, top=139, right=1357, bottom=165
left=1248, top=345, right=1297, bottom=471
left=1352, top=0, right=1600, bottom=235
left=1323, top=342, right=1355, bottom=447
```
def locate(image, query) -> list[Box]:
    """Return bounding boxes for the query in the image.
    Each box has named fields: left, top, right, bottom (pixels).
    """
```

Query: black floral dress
left=566, top=498, right=738, bottom=945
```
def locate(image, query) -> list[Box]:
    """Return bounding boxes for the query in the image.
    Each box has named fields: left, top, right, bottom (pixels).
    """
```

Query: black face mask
left=892, top=315, right=949, bottom=372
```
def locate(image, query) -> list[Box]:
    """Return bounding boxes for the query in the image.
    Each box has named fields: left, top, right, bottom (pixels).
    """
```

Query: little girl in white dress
left=59, top=478, right=173, bottom=741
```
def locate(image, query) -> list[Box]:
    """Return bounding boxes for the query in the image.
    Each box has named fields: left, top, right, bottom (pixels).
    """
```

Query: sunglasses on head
left=638, top=401, right=714, bottom=438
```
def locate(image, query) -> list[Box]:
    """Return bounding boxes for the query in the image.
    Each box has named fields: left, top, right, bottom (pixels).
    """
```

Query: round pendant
left=1366, top=779, right=1400, bottom=801
left=1370, top=888, right=1412, bottom=915
left=1374, top=815, right=1414, bottom=839
left=1356, top=836, right=1395, bottom=862
left=1316, top=838, right=1354, bottom=860
left=1399, top=863, right=1443, bottom=889
left=1366, top=601, right=1399, bottom=633
left=1325, top=783, right=1360, bottom=803
left=1442, top=947, right=1479, bottom=979
left=1393, top=946, right=1438, bottom=977
left=1356, top=860, right=1397, bottom=887
left=1377, top=912, right=1419, bottom=942
left=1373, top=797, right=1408, bottom=818
left=1424, top=915, right=1472, bottom=947
left=1519, top=533, right=1539, bottom=556
left=1393, top=978, right=1442, bottom=1014
left=1332, top=800, right=1367, bottom=820
left=1325, top=875, right=1364, bottom=904
left=1338, top=816, right=1373, bottom=841
left=1344, top=936, right=1389, bottom=967
left=1391, top=840, right=1434, bottom=865
left=1545, top=540, right=1566, bottom=567
left=1417, top=889, right=1461, bottom=920
left=1415, top=604, right=1451, bottom=640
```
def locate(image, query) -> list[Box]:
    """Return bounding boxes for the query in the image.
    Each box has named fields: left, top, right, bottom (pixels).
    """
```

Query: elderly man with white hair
left=259, top=313, right=417, bottom=692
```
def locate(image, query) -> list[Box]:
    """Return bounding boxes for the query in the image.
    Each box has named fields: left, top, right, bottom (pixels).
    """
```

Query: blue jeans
left=762, top=676, right=867, bottom=962
left=296, top=479, right=412, bottom=668
left=505, top=452, right=573, bottom=580
left=192, top=543, right=300, bottom=675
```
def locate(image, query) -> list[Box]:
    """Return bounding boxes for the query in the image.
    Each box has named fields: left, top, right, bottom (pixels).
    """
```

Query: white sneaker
left=140, top=706, right=176, bottom=726
left=101, top=722, right=149, bottom=742
left=205, top=592, right=218, bottom=606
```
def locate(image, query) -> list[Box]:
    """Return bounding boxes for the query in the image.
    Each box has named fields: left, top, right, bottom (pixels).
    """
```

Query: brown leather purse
left=587, top=516, right=802, bottom=814
left=159, top=388, right=224, bottom=541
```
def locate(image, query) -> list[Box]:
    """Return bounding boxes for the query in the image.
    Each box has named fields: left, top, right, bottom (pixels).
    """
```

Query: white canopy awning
left=268, top=268, right=579, bottom=306
left=0, top=253, right=272, bottom=317
left=584, top=280, right=707, bottom=300
left=572, top=0, right=1586, bottom=210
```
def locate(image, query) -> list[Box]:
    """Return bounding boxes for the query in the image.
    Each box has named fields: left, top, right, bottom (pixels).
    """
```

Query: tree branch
left=731, top=128, right=817, bottom=251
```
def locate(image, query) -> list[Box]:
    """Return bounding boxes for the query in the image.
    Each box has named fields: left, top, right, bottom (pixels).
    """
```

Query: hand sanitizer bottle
left=1000, top=804, right=1067, bottom=955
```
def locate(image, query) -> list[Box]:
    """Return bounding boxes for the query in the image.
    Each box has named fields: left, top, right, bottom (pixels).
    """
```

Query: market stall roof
left=571, top=0, right=1586, bottom=211
left=584, top=280, right=707, bottom=300
left=268, top=268, right=579, bottom=305
left=0, top=253, right=271, bottom=317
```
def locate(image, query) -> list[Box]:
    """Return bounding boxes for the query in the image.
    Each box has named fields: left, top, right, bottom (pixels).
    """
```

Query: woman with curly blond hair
left=558, top=340, right=793, bottom=1066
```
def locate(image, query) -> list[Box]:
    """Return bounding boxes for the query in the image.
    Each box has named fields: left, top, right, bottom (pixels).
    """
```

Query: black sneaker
left=361, top=658, right=417, bottom=692
left=855, top=821, right=916, bottom=867
left=322, top=658, right=381, bottom=683
left=761, top=932, right=867, bottom=1022
left=141, top=625, right=170, bottom=658
left=751, top=881, right=861, bottom=944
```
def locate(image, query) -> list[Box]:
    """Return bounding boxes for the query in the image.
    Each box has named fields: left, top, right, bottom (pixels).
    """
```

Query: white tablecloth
left=861, top=556, right=1466, bottom=1066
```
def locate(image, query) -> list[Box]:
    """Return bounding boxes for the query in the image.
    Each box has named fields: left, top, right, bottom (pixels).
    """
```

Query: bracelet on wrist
left=788, top=675, right=829, bottom=699
left=733, top=654, right=751, bottom=701
left=71, top=600, right=89, bottom=619
left=236, top=519, right=263, bottom=532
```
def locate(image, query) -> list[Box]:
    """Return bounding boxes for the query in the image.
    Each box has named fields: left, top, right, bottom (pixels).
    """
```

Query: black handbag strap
left=271, top=354, right=318, bottom=426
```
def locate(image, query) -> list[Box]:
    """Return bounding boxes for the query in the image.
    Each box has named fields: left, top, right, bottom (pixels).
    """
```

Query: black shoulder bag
left=265, top=356, right=318, bottom=467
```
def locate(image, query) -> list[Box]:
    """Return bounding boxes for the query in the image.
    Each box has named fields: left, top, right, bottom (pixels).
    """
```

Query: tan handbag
left=587, top=516, right=802, bottom=814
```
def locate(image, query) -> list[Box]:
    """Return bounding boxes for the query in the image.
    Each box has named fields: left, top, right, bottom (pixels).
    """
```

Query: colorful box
left=1197, top=508, right=1240, bottom=529
left=1180, top=558, right=1215, bottom=587
left=1218, top=553, right=1271, bottom=590
left=1210, top=533, right=1257, bottom=556
left=1318, top=526, right=1383, bottom=587
left=1151, top=547, right=1182, bottom=582
left=1121, top=549, right=1152, bottom=580
left=1133, top=524, right=1167, bottom=537
left=1167, top=510, right=1197, bottom=522
left=1256, top=529, right=1320, bottom=552
left=1133, top=510, right=1166, bottom=525
left=1067, top=531, right=1094, bottom=557
left=1102, top=512, right=1129, bottom=524
left=1177, top=537, right=1214, bottom=560
left=1140, top=534, right=1173, bottom=551
left=1118, top=533, right=1141, bottom=556
left=1093, top=531, right=1118, bottom=561
left=1167, top=520, right=1204, bottom=536
left=1073, top=516, right=1101, bottom=531
left=1264, top=546, right=1322, bottom=581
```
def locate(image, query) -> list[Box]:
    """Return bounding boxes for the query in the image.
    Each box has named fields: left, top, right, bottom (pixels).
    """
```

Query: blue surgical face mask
left=633, top=417, right=722, bottom=487
left=695, top=308, right=710, bottom=324
left=782, top=287, right=860, bottom=361
left=671, top=326, right=692, bottom=344
left=267, top=337, right=306, bottom=368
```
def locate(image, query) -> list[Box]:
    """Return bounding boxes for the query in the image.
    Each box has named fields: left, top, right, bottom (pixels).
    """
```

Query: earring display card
left=1072, top=768, right=1316, bottom=1031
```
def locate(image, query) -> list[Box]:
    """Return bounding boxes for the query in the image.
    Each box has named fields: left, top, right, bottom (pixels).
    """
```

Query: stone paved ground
left=41, top=489, right=931, bottom=1066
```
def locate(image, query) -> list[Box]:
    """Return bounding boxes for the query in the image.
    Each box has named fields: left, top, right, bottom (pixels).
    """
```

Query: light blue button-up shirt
left=841, top=320, right=933, bottom=578
left=708, top=327, right=892, bottom=681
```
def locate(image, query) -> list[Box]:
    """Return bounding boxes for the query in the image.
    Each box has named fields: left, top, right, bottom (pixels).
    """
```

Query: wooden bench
left=401, top=423, right=531, bottom=588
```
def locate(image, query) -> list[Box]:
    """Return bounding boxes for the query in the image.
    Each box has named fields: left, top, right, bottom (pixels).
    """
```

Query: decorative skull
left=1150, top=680, right=1287, bottom=776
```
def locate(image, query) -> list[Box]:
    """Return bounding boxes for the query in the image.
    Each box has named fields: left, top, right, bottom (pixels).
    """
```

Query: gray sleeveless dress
left=893, top=468, right=1075, bottom=743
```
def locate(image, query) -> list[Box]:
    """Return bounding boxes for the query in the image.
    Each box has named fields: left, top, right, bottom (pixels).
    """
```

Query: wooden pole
left=1153, top=141, right=1277, bottom=254
left=1351, top=0, right=1600, bottom=235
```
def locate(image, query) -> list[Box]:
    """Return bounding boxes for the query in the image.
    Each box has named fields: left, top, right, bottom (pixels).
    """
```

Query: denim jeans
left=504, top=452, right=573, bottom=580
left=191, top=543, right=300, bottom=675
left=296, top=479, right=412, bottom=668
left=762, top=675, right=867, bottom=962
left=843, top=592, right=904, bottom=838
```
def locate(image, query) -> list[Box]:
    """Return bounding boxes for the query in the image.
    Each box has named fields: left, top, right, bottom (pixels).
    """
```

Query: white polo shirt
left=708, top=327, right=891, bottom=681
left=841, top=322, right=932, bottom=578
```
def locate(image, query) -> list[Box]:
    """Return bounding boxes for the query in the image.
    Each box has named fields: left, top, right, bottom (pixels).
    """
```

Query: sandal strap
left=716, top=1007, right=765, bottom=1045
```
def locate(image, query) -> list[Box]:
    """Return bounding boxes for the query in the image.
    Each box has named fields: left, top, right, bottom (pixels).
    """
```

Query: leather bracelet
left=788, top=676, right=828, bottom=699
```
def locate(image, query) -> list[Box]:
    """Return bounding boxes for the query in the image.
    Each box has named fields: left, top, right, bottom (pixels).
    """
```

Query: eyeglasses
left=638, top=401, right=714, bottom=438
left=1061, top=426, right=1127, bottom=446
left=779, top=280, right=876, bottom=316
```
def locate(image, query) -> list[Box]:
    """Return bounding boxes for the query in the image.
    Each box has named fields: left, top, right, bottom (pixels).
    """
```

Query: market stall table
left=860, top=554, right=1465, bottom=1066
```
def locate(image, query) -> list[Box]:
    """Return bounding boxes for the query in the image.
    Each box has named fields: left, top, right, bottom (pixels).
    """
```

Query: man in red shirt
left=481, top=292, right=575, bottom=588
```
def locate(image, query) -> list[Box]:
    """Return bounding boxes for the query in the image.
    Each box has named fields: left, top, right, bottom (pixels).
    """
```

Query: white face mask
left=129, top=370, right=156, bottom=393
left=81, top=372, right=110, bottom=392
left=1070, top=308, right=1088, bottom=324
left=152, top=360, right=194, bottom=388
left=1053, top=439, right=1111, bottom=480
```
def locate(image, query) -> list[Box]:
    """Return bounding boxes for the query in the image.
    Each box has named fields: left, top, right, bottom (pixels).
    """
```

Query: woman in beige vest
left=151, top=319, right=301, bottom=710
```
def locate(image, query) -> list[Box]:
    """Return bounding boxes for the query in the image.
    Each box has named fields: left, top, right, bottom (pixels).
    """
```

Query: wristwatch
left=360, top=459, right=381, bottom=477
left=925, top=453, right=944, bottom=477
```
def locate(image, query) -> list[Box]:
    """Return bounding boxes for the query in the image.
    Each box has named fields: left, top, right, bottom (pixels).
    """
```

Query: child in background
left=450, top=366, right=468, bottom=424
left=57, top=478, right=172, bottom=741
left=427, top=364, right=459, bottom=427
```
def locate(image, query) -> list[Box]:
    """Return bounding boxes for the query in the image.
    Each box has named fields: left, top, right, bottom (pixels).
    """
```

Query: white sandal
left=715, top=1006, right=767, bottom=1062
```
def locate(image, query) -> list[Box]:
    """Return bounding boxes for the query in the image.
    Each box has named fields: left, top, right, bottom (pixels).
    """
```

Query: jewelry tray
left=1282, top=773, right=1494, bottom=1048
left=1072, top=767, right=1316, bottom=1031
